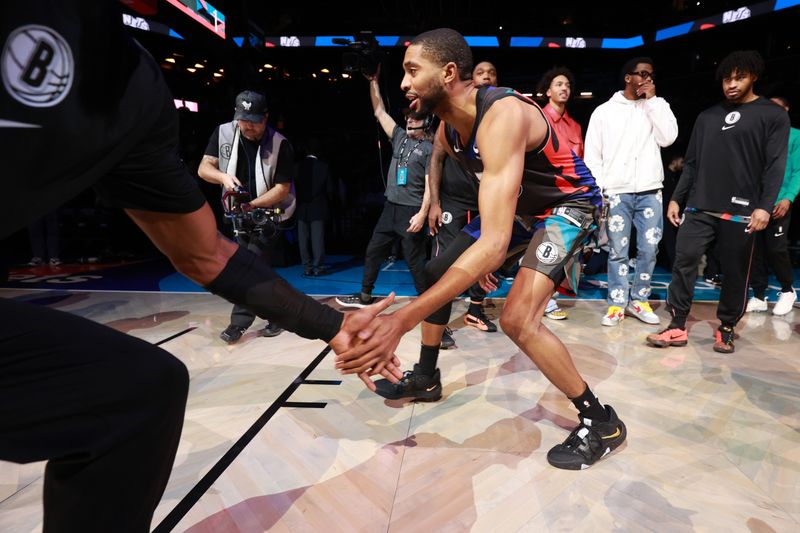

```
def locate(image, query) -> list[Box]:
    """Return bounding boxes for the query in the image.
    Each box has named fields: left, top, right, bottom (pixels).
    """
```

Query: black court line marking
left=301, top=379, right=342, bottom=385
left=153, top=345, right=333, bottom=533
left=282, top=401, right=327, bottom=409
left=154, top=327, right=197, bottom=346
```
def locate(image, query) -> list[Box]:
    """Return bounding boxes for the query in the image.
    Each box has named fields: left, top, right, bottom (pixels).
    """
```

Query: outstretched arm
left=365, top=64, right=397, bottom=138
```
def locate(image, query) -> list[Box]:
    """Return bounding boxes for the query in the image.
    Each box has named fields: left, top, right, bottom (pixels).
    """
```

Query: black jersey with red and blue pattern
left=443, top=86, right=602, bottom=217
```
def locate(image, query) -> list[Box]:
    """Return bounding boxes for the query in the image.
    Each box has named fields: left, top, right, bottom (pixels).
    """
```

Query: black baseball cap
left=233, top=90, right=268, bottom=122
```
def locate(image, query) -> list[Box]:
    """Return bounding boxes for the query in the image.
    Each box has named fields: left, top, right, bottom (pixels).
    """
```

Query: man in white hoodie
left=584, top=57, right=678, bottom=326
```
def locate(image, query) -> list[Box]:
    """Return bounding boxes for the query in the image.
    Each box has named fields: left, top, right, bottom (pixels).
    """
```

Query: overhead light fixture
left=194, top=63, right=204, bottom=68
left=258, top=68, right=263, bottom=72
left=320, top=68, right=330, bottom=73
left=342, top=73, right=350, bottom=78
left=186, top=67, right=196, bottom=73
left=213, top=72, right=222, bottom=78
left=536, top=92, right=543, bottom=97
left=580, top=91, right=593, bottom=96
left=312, top=73, right=317, bottom=78
left=264, top=63, right=273, bottom=69
left=165, top=58, right=175, bottom=63
left=218, top=68, right=224, bottom=72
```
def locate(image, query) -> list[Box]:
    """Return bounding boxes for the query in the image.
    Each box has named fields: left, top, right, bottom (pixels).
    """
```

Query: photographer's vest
left=217, top=121, right=296, bottom=221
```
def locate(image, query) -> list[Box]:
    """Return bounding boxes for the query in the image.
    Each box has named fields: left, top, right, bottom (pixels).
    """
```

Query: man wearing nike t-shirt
left=647, top=51, right=789, bottom=353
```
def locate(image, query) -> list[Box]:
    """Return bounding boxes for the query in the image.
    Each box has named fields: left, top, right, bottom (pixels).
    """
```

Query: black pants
left=433, top=204, right=486, bottom=302
left=425, top=230, right=477, bottom=325
left=28, top=210, right=60, bottom=261
left=362, top=201, right=427, bottom=295
left=667, top=211, right=755, bottom=327
left=751, top=208, right=794, bottom=298
left=230, top=231, right=272, bottom=329
left=0, top=298, right=189, bottom=533
left=298, top=219, right=325, bottom=271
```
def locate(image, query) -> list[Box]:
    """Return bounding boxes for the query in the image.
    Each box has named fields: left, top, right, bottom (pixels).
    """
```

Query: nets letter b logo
left=2, top=25, right=74, bottom=108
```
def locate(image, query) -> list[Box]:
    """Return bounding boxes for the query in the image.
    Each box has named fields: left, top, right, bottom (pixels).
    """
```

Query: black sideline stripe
left=154, top=327, right=197, bottom=346
left=152, top=345, right=332, bottom=532
left=282, top=401, right=327, bottom=408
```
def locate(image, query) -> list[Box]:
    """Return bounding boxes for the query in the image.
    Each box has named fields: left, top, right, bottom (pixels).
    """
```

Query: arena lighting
left=213, top=72, right=222, bottom=77
left=194, top=63, right=204, bottom=68
left=165, top=57, right=175, bottom=63
left=655, top=0, right=800, bottom=41
left=186, top=67, right=196, bottom=73
left=580, top=91, right=593, bottom=96
left=261, top=4, right=798, bottom=50
left=174, top=99, right=199, bottom=112
left=164, top=0, right=225, bottom=39
left=264, top=64, right=274, bottom=69
left=342, top=73, right=351, bottom=78
left=320, top=68, right=330, bottom=73
left=121, top=13, right=184, bottom=39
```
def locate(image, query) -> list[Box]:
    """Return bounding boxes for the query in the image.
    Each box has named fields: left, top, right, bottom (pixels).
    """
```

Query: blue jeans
left=606, top=191, right=663, bottom=306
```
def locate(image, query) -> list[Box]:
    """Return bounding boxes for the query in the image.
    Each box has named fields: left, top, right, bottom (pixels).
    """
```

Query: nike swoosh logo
left=426, top=385, right=438, bottom=392
left=602, top=427, right=622, bottom=439
left=721, top=125, right=736, bottom=131
left=774, top=233, right=784, bottom=237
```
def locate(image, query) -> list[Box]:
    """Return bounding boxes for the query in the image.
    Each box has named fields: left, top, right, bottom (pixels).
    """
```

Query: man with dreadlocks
left=647, top=50, right=790, bottom=353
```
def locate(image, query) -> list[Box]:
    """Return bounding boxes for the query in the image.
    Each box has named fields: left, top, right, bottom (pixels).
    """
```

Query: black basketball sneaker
left=373, top=364, right=442, bottom=402
left=547, top=405, right=626, bottom=470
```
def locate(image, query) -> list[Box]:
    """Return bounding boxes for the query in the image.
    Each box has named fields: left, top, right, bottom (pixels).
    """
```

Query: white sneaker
left=772, top=291, right=797, bottom=316
left=625, top=300, right=660, bottom=325
left=601, top=306, right=625, bottom=326
left=746, top=296, right=768, bottom=313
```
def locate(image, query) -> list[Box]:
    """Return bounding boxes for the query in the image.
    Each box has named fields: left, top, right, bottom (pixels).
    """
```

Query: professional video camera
left=333, top=32, right=383, bottom=76
left=222, top=187, right=283, bottom=237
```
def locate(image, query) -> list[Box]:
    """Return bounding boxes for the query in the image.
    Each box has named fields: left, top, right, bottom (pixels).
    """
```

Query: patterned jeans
left=606, top=191, right=663, bottom=306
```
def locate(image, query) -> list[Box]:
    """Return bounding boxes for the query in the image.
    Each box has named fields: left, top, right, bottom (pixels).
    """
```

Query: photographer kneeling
left=199, top=90, right=295, bottom=343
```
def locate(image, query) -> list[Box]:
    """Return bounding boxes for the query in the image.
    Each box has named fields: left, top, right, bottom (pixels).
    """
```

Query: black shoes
left=335, top=294, right=376, bottom=308
left=464, top=308, right=498, bottom=332
left=547, top=405, right=627, bottom=470
left=220, top=322, right=282, bottom=344
left=220, top=325, right=246, bottom=344
left=374, top=364, right=442, bottom=402
left=440, top=327, right=455, bottom=349
left=259, top=322, right=283, bottom=337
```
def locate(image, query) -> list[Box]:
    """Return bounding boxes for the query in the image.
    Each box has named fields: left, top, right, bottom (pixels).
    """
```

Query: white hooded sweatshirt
left=583, top=91, right=678, bottom=196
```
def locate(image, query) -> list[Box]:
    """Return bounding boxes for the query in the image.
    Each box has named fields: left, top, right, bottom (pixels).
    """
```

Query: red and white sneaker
left=646, top=327, right=688, bottom=347
left=626, top=300, right=660, bottom=325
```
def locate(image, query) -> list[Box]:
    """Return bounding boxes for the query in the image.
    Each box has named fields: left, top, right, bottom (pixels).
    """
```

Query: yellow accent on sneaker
left=637, top=301, right=654, bottom=314
left=606, top=306, right=623, bottom=317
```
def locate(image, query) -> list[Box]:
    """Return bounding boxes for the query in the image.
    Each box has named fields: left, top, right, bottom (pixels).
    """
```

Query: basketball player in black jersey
left=1, top=3, right=399, bottom=530
left=336, top=28, right=626, bottom=470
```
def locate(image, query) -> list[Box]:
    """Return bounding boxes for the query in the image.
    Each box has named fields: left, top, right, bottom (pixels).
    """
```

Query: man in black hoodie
left=647, top=51, right=789, bottom=353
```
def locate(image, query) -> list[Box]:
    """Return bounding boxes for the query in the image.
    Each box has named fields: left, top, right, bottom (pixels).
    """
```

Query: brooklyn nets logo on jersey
left=536, top=241, right=560, bottom=264
left=2, top=25, right=74, bottom=108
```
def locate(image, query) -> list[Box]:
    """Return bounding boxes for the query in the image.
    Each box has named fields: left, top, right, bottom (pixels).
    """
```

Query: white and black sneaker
left=335, top=294, right=375, bottom=308
left=547, top=405, right=626, bottom=470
